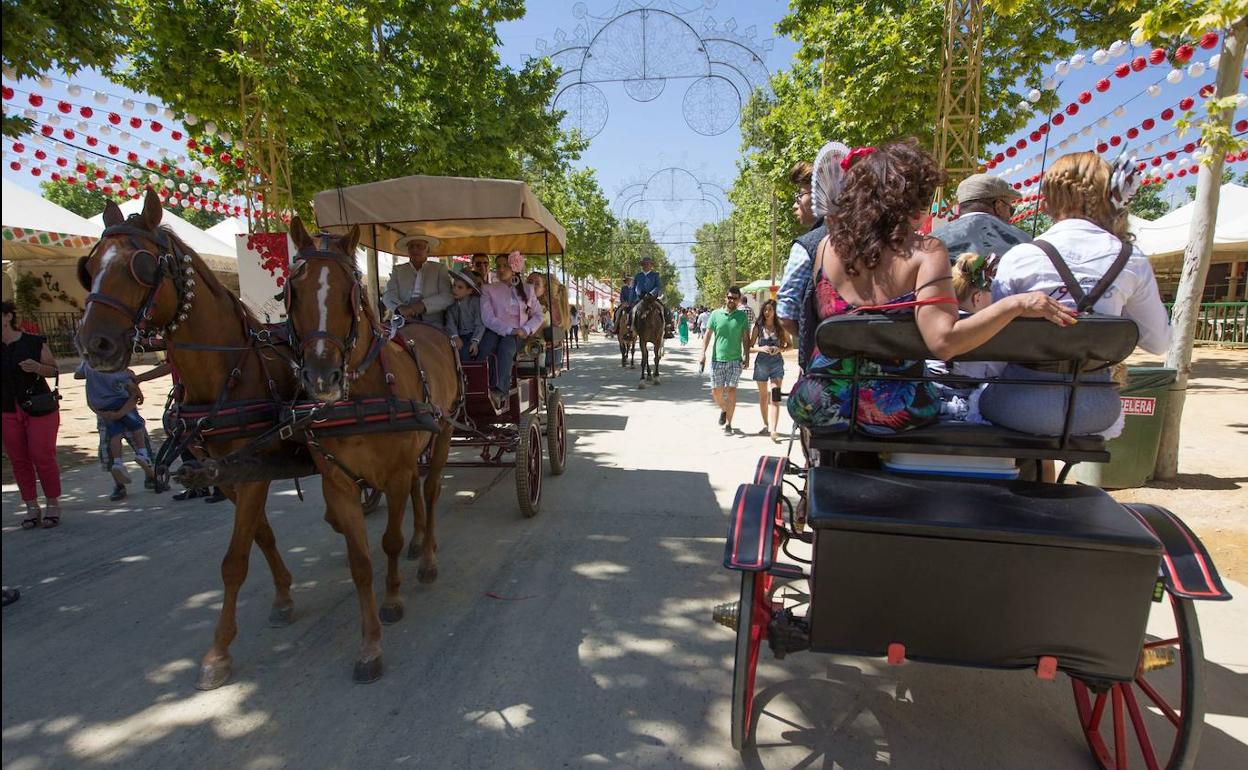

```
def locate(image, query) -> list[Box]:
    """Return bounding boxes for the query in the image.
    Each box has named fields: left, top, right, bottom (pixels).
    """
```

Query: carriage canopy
left=312, top=175, right=567, bottom=257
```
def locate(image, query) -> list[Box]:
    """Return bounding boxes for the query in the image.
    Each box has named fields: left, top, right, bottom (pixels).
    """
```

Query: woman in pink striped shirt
left=479, top=253, right=543, bottom=407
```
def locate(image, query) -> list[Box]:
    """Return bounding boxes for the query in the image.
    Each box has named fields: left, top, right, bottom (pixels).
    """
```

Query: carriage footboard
left=1125, top=503, right=1233, bottom=601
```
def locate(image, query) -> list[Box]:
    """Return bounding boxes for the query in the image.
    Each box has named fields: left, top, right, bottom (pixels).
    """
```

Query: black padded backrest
left=815, top=315, right=1139, bottom=365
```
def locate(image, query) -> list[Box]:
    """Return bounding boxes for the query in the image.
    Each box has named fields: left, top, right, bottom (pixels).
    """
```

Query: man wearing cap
left=930, top=174, right=1033, bottom=261
left=444, top=268, right=486, bottom=361
left=631, top=256, right=674, bottom=338
left=381, top=233, right=454, bottom=327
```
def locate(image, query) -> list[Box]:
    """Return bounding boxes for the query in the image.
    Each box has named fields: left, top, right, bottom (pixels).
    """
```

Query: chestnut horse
left=284, top=219, right=462, bottom=683
left=75, top=189, right=308, bottom=690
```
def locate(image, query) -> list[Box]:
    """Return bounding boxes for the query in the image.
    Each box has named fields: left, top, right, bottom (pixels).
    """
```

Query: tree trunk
left=1154, top=16, right=1248, bottom=480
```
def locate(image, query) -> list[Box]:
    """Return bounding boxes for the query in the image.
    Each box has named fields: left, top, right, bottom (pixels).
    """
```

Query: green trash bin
left=1071, top=367, right=1177, bottom=490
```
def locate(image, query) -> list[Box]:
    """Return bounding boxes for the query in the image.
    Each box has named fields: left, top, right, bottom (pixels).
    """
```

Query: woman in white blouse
left=980, top=151, right=1171, bottom=436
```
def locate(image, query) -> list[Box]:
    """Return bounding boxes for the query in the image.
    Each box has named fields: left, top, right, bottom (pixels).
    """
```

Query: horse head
left=285, top=217, right=365, bottom=402
left=75, top=188, right=190, bottom=371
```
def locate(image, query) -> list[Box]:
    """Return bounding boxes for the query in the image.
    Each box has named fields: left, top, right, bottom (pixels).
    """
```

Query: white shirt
left=992, top=218, right=1171, bottom=354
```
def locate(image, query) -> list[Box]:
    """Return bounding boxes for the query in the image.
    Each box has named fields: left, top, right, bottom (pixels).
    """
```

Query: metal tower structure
left=933, top=0, right=984, bottom=197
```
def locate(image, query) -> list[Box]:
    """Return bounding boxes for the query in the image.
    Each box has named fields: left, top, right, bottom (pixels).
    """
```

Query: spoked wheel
left=546, top=390, right=567, bottom=476
left=361, top=486, right=384, bottom=515
left=731, top=570, right=773, bottom=751
left=515, top=415, right=543, bottom=518
left=1071, top=593, right=1204, bottom=770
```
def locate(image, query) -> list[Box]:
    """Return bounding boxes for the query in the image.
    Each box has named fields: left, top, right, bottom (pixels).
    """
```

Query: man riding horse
left=615, top=275, right=637, bottom=336
left=630, top=256, right=675, bottom=339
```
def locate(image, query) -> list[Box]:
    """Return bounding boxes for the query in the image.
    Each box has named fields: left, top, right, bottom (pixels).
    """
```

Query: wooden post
left=769, top=188, right=778, bottom=287
left=1154, top=16, right=1248, bottom=480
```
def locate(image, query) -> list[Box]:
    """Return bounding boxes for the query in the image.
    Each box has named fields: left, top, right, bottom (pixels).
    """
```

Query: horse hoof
left=195, top=659, right=232, bottom=691
left=268, top=602, right=295, bottom=627
left=406, top=541, right=421, bottom=561
left=379, top=603, right=404, bottom=625
left=353, top=655, right=383, bottom=684
left=417, top=564, right=439, bottom=584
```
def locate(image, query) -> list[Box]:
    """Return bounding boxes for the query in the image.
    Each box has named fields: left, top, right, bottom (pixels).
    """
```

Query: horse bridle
left=285, top=233, right=385, bottom=395
left=81, top=215, right=196, bottom=351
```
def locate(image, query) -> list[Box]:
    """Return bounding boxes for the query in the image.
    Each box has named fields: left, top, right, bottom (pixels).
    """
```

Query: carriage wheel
left=1071, top=593, right=1204, bottom=770
left=731, top=570, right=774, bottom=751
left=515, top=415, right=543, bottom=518
left=361, top=486, right=384, bottom=515
left=546, top=390, right=567, bottom=476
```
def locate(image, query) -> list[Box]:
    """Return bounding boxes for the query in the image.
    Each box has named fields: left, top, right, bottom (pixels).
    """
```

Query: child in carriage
left=444, top=268, right=486, bottom=362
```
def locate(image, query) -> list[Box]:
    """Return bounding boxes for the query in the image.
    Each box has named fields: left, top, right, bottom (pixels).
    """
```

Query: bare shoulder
left=913, top=234, right=949, bottom=265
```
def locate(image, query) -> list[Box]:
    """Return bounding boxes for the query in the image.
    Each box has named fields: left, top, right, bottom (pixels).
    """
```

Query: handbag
left=20, top=368, right=61, bottom=416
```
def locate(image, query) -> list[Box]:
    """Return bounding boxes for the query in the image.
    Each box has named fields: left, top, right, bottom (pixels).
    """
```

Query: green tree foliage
left=609, top=220, right=683, bottom=309
left=110, top=0, right=573, bottom=217
left=692, top=219, right=737, bottom=306
left=1129, top=183, right=1172, bottom=220
left=728, top=0, right=1157, bottom=270
left=529, top=166, right=618, bottom=280
left=1, top=0, right=124, bottom=135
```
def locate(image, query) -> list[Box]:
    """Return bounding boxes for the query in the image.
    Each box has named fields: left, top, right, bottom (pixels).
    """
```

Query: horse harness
left=280, top=235, right=455, bottom=487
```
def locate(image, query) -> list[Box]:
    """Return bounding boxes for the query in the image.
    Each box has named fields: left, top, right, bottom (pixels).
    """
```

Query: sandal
left=41, top=514, right=60, bottom=528
left=20, top=504, right=41, bottom=529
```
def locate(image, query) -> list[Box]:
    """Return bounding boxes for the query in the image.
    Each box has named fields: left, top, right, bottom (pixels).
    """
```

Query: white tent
left=1, top=178, right=103, bottom=260
left=1130, top=183, right=1248, bottom=269
left=205, top=216, right=250, bottom=242
left=90, top=200, right=238, bottom=272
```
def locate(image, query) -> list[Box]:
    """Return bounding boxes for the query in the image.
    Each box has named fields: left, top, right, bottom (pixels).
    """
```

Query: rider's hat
left=640, top=255, right=654, bottom=264
left=448, top=268, right=481, bottom=295
left=395, top=233, right=440, bottom=252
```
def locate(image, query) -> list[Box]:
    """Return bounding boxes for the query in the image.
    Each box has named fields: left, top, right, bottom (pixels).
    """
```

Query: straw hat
left=448, top=268, right=481, bottom=295
left=395, top=233, right=441, bottom=251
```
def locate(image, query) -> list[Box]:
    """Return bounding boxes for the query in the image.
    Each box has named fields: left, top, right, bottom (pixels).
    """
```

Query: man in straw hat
left=382, top=233, right=454, bottom=327
left=930, top=173, right=1032, bottom=262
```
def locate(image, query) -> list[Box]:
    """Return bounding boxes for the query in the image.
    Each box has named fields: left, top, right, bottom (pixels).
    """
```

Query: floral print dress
left=787, top=273, right=940, bottom=434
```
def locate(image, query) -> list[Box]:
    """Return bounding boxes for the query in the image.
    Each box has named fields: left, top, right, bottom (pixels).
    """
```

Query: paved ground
left=3, top=338, right=1246, bottom=769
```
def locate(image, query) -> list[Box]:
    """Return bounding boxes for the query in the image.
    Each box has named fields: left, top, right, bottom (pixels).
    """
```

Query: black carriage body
left=806, top=467, right=1162, bottom=682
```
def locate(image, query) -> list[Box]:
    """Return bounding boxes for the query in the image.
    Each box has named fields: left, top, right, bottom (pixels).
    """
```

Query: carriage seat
left=809, top=315, right=1139, bottom=463
left=806, top=466, right=1157, bottom=552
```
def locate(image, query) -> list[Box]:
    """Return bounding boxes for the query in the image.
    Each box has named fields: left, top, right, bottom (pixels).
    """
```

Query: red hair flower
left=839, top=146, right=876, bottom=171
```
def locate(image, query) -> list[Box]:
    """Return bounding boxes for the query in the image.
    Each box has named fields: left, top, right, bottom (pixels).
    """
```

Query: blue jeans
left=456, top=334, right=482, bottom=363
left=477, top=330, right=517, bottom=393
left=95, top=397, right=145, bottom=438
left=979, top=364, right=1120, bottom=436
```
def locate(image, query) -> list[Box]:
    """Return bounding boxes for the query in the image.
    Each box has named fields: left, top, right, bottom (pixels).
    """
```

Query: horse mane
left=154, top=221, right=262, bottom=329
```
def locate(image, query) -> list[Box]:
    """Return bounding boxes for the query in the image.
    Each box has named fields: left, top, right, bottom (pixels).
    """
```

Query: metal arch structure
left=614, top=166, right=730, bottom=223
left=538, top=1, right=774, bottom=139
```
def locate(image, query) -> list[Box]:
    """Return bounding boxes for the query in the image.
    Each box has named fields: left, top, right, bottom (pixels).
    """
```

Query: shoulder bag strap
left=1079, top=239, right=1134, bottom=313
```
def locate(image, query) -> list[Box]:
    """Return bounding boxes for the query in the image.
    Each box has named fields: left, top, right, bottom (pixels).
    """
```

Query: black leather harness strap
left=1032, top=238, right=1133, bottom=314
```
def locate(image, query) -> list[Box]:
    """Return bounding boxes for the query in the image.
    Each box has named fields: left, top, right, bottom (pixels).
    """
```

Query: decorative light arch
left=537, top=0, right=774, bottom=139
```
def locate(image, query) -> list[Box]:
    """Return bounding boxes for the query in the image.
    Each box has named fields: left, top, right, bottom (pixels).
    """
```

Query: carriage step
left=770, top=563, right=807, bottom=581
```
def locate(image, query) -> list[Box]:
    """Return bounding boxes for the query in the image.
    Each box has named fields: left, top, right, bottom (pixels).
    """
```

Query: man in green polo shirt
left=700, top=286, right=751, bottom=434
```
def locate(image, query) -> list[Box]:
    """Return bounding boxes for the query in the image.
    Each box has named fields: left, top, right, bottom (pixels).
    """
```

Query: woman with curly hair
left=788, top=140, right=1075, bottom=433
left=980, top=151, right=1170, bottom=437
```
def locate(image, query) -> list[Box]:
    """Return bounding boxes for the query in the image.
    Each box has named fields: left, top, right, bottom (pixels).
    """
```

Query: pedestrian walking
left=1, top=301, right=63, bottom=529
left=699, top=287, right=751, bottom=434
left=749, top=299, right=789, bottom=442
left=678, top=309, right=690, bottom=346
left=569, top=305, right=581, bottom=348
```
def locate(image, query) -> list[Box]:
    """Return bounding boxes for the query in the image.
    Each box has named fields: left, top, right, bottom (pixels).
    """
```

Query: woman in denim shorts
left=749, top=299, right=789, bottom=442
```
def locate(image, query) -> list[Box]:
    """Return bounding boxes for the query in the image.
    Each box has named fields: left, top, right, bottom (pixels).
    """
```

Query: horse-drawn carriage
left=717, top=313, right=1230, bottom=767
left=313, top=175, right=570, bottom=518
